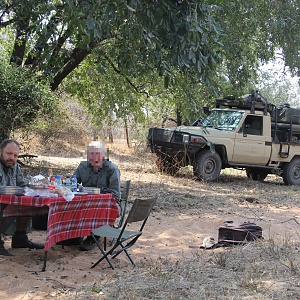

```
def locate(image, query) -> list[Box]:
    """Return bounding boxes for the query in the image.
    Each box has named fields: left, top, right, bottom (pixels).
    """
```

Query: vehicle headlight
left=182, top=134, right=189, bottom=144
left=191, top=135, right=206, bottom=143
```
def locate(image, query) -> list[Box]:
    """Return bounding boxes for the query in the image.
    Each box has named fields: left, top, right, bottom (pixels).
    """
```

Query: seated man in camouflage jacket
left=74, top=141, right=121, bottom=251
left=0, top=139, right=44, bottom=256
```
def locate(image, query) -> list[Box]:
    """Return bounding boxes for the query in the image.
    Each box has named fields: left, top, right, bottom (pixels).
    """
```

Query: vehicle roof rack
left=215, top=90, right=273, bottom=115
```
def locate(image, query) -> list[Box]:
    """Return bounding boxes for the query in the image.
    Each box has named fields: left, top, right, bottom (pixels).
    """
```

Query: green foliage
left=0, top=61, right=56, bottom=140
left=62, top=53, right=180, bottom=128
left=1, top=0, right=222, bottom=91
left=2, top=0, right=300, bottom=137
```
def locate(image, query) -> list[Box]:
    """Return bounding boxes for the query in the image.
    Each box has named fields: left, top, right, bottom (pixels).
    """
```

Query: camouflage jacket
left=0, top=162, right=27, bottom=187
left=74, top=160, right=121, bottom=203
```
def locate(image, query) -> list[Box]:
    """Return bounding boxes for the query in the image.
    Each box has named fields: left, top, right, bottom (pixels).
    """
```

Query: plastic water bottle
left=64, top=176, right=71, bottom=189
left=55, top=175, right=62, bottom=186
left=71, top=175, right=77, bottom=192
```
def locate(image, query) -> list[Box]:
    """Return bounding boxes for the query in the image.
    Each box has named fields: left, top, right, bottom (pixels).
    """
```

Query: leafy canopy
left=1, top=0, right=222, bottom=91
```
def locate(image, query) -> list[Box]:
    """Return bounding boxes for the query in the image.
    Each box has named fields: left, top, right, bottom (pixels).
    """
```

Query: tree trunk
left=176, top=107, right=182, bottom=126
left=124, top=119, right=130, bottom=148
left=10, top=19, right=29, bottom=66
left=0, top=129, right=11, bottom=143
left=108, top=110, right=114, bottom=143
left=108, top=127, right=113, bottom=143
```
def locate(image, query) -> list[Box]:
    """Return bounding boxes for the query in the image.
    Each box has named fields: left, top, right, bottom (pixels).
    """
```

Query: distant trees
left=258, top=63, right=300, bottom=107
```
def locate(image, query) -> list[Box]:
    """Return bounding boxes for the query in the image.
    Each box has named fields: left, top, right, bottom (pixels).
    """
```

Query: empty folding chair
left=117, top=180, right=131, bottom=229
left=109, top=180, right=131, bottom=247
left=91, top=197, right=156, bottom=270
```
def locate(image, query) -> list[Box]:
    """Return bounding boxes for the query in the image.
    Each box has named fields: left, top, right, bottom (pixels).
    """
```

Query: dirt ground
left=1, top=141, right=300, bottom=299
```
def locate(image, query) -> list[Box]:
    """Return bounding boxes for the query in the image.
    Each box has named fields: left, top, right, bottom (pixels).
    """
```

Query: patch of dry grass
left=56, top=238, right=300, bottom=299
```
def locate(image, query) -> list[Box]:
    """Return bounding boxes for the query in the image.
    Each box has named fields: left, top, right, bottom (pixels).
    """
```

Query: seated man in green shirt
left=74, top=141, right=121, bottom=251
left=0, top=139, right=44, bottom=256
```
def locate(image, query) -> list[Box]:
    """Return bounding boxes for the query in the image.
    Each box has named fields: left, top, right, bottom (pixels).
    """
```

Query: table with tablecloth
left=0, top=194, right=119, bottom=251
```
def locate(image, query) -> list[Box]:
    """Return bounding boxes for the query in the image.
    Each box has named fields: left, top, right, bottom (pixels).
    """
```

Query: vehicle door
left=232, top=115, right=271, bottom=165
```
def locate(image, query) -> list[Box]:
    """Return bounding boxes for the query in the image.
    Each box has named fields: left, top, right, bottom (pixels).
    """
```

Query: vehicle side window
left=240, top=116, right=263, bottom=135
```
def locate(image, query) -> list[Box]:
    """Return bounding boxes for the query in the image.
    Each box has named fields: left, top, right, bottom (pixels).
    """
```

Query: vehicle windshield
left=201, top=109, right=244, bottom=131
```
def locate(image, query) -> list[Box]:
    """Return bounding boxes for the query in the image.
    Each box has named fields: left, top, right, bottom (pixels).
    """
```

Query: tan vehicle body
left=148, top=101, right=300, bottom=185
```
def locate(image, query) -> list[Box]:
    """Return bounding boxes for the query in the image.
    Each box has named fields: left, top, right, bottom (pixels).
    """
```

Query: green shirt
left=0, top=162, right=27, bottom=187
left=74, top=160, right=121, bottom=203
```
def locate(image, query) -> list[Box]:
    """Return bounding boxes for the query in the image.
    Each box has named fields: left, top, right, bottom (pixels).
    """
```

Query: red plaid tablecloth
left=0, top=194, right=119, bottom=251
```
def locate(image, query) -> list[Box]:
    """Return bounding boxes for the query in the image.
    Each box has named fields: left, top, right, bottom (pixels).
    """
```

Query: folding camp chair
left=118, top=180, right=131, bottom=229
left=91, top=197, right=156, bottom=270
left=109, top=180, right=131, bottom=247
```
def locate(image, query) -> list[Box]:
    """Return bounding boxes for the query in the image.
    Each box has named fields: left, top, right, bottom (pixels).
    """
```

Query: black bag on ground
left=218, top=221, right=262, bottom=245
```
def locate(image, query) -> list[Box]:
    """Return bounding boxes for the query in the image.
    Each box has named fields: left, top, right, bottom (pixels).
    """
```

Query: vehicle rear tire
left=282, top=157, right=300, bottom=185
left=246, top=168, right=268, bottom=182
left=193, top=150, right=222, bottom=182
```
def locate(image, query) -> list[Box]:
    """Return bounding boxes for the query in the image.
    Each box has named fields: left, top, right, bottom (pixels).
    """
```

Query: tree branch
left=10, top=18, right=29, bottom=66
left=51, top=41, right=98, bottom=91
left=50, top=28, right=72, bottom=64
left=100, top=50, right=150, bottom=97
left=0, top=18, right=17, bottom=28
left=25, top=13, right=64, bottom=68
left=0, top=3, right=15, bottom=26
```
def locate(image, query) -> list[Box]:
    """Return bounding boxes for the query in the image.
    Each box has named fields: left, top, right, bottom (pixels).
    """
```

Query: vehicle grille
left=148, top=128, right=174, bottom=142
left=172, top=132, right=184, bottom=143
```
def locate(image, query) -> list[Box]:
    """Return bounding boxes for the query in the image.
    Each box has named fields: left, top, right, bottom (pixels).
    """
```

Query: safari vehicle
left=147, top=90, right=300, bottom=185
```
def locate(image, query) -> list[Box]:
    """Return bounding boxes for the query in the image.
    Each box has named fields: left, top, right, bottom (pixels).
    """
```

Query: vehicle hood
left=167, top=126, right=233, bottom=137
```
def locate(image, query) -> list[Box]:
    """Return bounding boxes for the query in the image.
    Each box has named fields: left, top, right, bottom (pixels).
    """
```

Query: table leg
left=42, top=209, right=51, bottom=272
left=0, top=204, right=8, bottom=237
left=42, top=251, right=48, bottom=272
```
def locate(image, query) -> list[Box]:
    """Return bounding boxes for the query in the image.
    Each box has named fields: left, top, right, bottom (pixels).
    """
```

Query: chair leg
left=91, top=234, right=115, bottom=270
left=124, top=249, right=136, bottom=267
left=42, top=251, right=48, bottom=272
left=109, top=238, right=115, bottom=247
left=109, top=218, right=123, bottom=247
left=111, top=242, right=136, bottom=267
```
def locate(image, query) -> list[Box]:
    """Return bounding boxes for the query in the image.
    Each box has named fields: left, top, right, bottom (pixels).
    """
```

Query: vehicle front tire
left=282, top=157, right=300, bottom=185
left=193, top=149, right=222, bottom=182
left=246, top=168, right=268, bottom=182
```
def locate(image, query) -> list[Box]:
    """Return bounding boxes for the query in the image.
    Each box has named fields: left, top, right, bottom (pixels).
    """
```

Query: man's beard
left=0, top=153, right=15, bottom=168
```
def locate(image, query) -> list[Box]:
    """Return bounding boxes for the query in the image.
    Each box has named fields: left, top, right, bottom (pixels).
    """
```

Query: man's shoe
left=0, top=240, right=13, bottom=256
left=79, top=236, right=98, bottom=251
left=0, top=248, right=13, bottom=256
left=57, top=237, right=83, bottom=246
left=12, top=234, right=44, bottom=249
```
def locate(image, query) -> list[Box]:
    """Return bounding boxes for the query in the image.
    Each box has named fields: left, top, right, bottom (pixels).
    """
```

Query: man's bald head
left=87, top=141, right=106, bottom=170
